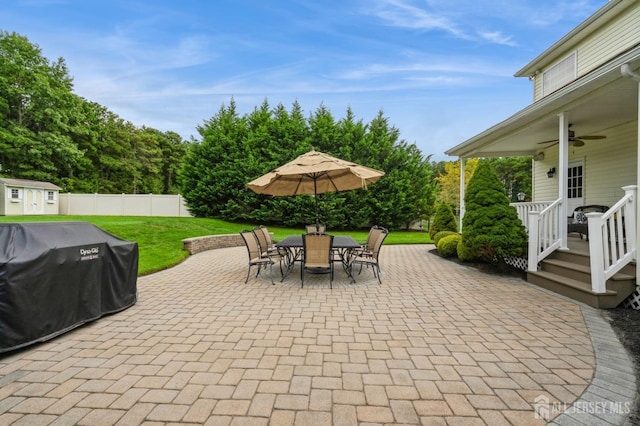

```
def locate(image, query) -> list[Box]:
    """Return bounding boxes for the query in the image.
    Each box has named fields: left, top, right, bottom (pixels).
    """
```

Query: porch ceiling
left=446, top=47, right=640, bottom=159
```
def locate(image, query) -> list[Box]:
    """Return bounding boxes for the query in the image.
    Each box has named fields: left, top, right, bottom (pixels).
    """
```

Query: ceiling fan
left=537, top=124, right=606, bottom=147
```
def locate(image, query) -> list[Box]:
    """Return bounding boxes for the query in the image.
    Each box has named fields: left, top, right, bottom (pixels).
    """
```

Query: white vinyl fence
left=59, top=193, right=192, bottom=217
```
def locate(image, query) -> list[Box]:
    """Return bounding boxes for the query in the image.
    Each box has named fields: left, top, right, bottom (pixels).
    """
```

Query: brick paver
left=0, top=244, right=635, bottom=424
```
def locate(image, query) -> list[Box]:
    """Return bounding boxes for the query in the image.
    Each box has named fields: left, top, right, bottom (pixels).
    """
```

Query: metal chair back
left=253, top=225, right=271, bottom=254
left=301, top=233, right=334, bottom=288
left=241, top=230, right=262, bottom=261
left=240, top=229, right=281, bottom=285
left=305, top=224, right=326, bottom=234
left=369, top=227, right=389, bottom=260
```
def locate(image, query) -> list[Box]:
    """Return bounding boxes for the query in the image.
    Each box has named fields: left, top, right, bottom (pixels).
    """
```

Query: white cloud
left=368, top=0, right=470, bottom=39
left=478, top=31, right=517, bottom=47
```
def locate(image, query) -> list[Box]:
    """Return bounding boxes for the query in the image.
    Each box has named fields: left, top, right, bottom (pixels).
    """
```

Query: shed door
left=567, top=160, right=584, bottom=213
left=25, top=189, right=44, bottom=214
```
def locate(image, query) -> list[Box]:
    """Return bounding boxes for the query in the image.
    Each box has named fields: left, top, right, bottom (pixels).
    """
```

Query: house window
left=568, top=164, right=583, bottom=199
left=47, top=191, right=55, bottom=201
left=543, top=52, right=576, bottom=96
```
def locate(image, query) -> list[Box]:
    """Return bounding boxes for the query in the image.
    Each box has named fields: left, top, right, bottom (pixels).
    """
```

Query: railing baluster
left=588, top=185, right=637, bottom=293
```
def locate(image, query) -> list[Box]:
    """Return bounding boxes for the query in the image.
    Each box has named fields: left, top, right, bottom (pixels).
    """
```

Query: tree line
left=0, top=31, right=188, bottom=194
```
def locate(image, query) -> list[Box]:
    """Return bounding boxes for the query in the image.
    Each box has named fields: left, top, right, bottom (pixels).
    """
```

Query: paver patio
left=0, top=244, right=635, bottom=425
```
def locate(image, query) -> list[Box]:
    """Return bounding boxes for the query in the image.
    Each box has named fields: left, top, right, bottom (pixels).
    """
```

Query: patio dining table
left=276, top=235, right=361, bottom=282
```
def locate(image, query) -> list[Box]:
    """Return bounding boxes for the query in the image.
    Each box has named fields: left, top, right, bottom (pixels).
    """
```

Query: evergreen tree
left=458, top=161, right=528, bottom=263
left=430, top=203, right=457, bottom=238
left=179, top=100, right=435, bottom=229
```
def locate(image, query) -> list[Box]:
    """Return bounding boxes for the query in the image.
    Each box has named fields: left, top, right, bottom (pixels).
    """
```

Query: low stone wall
left=182, top=233, right=243, bottom=255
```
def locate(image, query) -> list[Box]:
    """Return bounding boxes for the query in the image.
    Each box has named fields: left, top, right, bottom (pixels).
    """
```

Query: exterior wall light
left=547, top=167, right=556, bottom=178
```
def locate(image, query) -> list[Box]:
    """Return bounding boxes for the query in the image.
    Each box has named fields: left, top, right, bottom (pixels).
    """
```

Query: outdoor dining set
left=239, top=147, right=389, bottom=289
left=240, top=224, right=389, bottom=288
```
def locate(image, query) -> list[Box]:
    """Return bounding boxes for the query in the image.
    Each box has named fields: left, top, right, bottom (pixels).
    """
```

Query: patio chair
left=349, top=227, right=388, bottom=284
left=355, top=225, right=384, bottom=257
left=253, top=225, right=285, bottom=257
left=568, top=205, right=609, bottom=240
left=240, top=230, right=283, bottom=285
left=305, top=224, right=326, bottom=234
left=301, top=233, right=334, bottom=288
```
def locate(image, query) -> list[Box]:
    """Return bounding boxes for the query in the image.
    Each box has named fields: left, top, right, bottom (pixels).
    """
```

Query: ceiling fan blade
left=572, top=139, right=585, bottom=147
left=577, top=135, right=606, bottom=140
left=537, top=139, right=559, bottom=144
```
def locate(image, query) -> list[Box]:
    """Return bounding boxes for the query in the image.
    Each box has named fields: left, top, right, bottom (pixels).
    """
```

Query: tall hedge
left=179, top=99, right=436, bottom=230
left=458, top=161, right=527, bottom=263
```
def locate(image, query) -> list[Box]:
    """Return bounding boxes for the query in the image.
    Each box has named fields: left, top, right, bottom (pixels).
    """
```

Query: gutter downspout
left=622, top=63, right=640, bottom=285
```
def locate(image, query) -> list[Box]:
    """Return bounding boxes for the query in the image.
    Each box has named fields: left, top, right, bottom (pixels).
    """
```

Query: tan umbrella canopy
left=246, top=149, right=385, bottom=223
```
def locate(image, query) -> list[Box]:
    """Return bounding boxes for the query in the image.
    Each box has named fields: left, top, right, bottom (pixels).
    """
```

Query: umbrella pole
left=314, top=178, right=319, bottom=226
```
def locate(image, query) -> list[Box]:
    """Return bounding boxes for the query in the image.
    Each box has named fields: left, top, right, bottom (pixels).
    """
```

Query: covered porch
left=446, top=46, right=640, bottom=308
left=513, top=214, right=637, bottom=309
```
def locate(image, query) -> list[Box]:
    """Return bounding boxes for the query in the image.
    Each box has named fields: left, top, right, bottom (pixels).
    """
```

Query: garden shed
left=0, top=178, right=61, bottom=216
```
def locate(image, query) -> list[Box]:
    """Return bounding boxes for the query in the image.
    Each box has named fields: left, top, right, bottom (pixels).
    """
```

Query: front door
left=567, top=159, right=584, bottom=213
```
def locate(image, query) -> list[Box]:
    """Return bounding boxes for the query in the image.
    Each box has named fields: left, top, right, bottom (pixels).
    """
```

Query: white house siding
left=578, top=6, right=640, bottom=75
left=531, top=2, right=640, bottom=102
left=533, top=75, right=543, bottom=102
left=533, top=150, right=559, bottom=202
left=533, top=121, right=637, bottom=207
left=581, top=121, right=637, bottom=207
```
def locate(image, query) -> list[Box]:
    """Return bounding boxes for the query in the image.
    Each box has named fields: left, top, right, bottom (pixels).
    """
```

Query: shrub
left=430, top=204, right=457, bottom=238
left=433, top=230, right=458, bottom=246
left=458, top=161, right=528, bottom=264
left=437, top=234, right=461, bottom=257
left=456, top=238, right=474, bottom=261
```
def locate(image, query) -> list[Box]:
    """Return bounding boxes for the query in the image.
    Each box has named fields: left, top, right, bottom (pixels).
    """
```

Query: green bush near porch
left=437, top=234, right=461, bottom=258
left=457, top=161, right=528, bottom=264
left=433, top=230, right=458, bottom=246
left=429, top=203, right=457, bottom=238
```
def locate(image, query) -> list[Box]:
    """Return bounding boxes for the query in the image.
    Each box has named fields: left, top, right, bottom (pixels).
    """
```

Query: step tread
left=542, top=258, right=635, bottom=281
left=543, top=258, right=589, bottom=272
left=528, top=270, right=618, bottom=295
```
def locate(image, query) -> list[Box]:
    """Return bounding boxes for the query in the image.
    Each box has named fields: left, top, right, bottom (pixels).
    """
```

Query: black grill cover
left=0, top=222, right=138, bottom=353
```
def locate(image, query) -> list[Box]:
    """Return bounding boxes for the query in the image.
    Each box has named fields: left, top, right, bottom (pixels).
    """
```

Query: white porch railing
left=527, top=198, right=563, bottom=272
left=587, top=185, right=637, bottom=293
left=510, top=201, right=553, bottom=233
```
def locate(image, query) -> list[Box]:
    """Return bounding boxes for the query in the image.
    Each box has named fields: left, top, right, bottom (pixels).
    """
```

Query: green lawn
left=0, top=216, right=432, bottom=275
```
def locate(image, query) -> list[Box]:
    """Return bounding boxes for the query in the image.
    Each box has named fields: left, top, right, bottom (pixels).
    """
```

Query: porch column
left=558, top=112, right=569, bottom=250
left=622, top=63, right=640, bottom=284
left=459, top=157, right=466, bottom=232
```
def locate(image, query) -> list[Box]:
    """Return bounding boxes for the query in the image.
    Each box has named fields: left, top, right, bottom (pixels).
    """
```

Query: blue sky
left=2, top=0, right=606, bottom=161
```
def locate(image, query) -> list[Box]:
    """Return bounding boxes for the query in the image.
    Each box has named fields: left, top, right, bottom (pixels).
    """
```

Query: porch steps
left=527, top=249, right=636, bottom=309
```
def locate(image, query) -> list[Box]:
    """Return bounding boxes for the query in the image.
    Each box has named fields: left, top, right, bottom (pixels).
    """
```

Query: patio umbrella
left=246, top=148, right=385, bottom=224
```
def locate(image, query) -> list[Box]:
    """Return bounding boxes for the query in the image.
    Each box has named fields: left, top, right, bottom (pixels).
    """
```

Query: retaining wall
left=182, top=234, right=244, bottom=255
